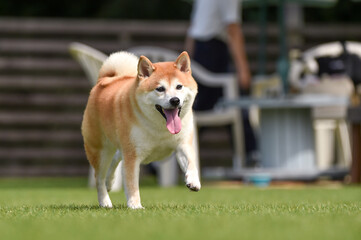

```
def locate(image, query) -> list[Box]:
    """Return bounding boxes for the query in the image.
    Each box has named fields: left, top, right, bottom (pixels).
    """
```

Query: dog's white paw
left=99, top=195, right=113, bottom=208
left=127, top=203, right=144, bottom=210
left=127, top=197, right=144, bottom=209
left=185, top=171, right=201, bottom=192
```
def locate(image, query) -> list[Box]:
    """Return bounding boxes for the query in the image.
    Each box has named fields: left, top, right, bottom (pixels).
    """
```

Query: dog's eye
left=176, top=84, right=183, bottom=90
left=155, top=86, right=165, bottom=92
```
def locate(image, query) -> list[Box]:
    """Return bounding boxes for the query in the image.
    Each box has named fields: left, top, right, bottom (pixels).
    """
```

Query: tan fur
left=82, top=51, right=200, bottom=209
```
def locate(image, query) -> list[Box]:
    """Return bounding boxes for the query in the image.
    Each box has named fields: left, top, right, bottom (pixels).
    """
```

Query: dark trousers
left=192, top=38, right=257, bottom=158
left=193, top=38, right=229, bottom=111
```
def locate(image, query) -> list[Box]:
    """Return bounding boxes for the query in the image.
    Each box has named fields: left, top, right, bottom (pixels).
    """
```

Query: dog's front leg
left=176, top=142, right=201, bottom=192
left=122, top=155, right=143, bottom=209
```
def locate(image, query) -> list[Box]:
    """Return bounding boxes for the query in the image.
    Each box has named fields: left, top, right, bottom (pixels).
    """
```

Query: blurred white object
left=288, top=42, right=361, bottom=170
left=289, top=41, right=361, bottom=94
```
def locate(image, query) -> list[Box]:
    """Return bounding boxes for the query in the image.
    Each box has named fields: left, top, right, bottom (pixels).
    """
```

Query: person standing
left=186, top=0, right=251, bottom=110
left=186, top=0, right=257, bottom=163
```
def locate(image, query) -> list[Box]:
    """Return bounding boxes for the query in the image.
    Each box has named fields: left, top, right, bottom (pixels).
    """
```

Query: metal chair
left=69, top=42, right=107, bottom=85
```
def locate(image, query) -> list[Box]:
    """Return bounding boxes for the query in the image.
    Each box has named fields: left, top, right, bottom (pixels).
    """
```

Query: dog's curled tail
left=98, top=51, right=139, bottom=80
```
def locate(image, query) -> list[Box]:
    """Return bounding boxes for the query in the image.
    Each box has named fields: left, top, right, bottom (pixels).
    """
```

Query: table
left=217, top=94, right=349, bottom=177
left=347, top=106, right=361, bottom=183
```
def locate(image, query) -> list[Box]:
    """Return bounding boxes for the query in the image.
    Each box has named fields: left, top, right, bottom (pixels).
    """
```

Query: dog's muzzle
left=155, top=105, right=181, bottom=119
left=155, top=104, right=182, bottom=134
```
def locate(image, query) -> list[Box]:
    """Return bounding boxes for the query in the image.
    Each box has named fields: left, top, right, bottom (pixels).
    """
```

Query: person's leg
left=241, top=109, right=258, bottom=166
left=192, top=38, right=258, bottom=167
left=192, top=39, right=229, bottom=111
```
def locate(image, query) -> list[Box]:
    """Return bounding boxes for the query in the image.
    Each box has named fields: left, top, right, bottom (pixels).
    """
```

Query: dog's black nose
left=169, top=97, right=180, bottom=107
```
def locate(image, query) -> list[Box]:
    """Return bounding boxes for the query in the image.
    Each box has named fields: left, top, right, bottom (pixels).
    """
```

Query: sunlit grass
left=0, top=178, right=360, bottom=240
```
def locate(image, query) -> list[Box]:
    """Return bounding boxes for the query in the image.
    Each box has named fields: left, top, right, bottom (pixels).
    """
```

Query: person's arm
left=185, top=35, right=195, bottom=58
left=227, top=22, right=251, bottom=90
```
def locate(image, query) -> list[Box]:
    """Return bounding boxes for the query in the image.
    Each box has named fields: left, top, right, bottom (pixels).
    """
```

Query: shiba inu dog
left=82, top=51, right=200, bottom=209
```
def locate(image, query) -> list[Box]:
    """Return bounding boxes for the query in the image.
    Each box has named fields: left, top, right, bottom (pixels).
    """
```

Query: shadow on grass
left=45, top=203, right=195, bottom=211
left=46, top=204, right=128, bottom=211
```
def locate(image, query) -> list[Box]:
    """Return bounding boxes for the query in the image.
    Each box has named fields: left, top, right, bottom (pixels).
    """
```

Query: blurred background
left=0, top=0, right=360, bottom=185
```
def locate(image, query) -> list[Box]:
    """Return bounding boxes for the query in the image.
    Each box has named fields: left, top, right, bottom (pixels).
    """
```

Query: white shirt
left=188, top=0, right=241, bottom=41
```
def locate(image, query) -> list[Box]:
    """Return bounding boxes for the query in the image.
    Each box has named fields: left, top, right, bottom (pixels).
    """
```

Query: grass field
left=0, top=178, right=360, bottom=240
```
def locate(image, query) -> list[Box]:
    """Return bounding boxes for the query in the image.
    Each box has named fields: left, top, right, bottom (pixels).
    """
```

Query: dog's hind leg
left=95, top=146, right=116, bottom=208
left=106, top=150, right=122, bottom=192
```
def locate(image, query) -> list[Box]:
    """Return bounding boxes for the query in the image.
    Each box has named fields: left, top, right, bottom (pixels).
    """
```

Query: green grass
left=0, top=178, right=360, bottom=240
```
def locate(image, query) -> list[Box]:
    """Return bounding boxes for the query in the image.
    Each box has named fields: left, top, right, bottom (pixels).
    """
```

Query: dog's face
left=135, top=52, right=197, bottom=134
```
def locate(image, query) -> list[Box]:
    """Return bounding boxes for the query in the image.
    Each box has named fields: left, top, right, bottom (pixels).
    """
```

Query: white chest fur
left=129, top=110, right=194, bottom=164
left=130, top=124, right=179, bottom=163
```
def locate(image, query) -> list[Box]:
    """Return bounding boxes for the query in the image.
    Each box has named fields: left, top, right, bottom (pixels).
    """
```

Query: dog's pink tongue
left=164, top=109, right=181, bottom=134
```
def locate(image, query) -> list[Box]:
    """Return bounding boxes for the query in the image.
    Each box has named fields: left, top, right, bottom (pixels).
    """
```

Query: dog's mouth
left=155, top=105, right=182, bottom=134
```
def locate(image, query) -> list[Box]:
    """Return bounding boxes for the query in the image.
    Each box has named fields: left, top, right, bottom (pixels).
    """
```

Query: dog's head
left=136, top=52, right=198, bottom=134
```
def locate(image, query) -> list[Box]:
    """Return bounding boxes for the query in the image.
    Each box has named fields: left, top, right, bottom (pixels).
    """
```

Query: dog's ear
left=138, top=56, right=155, bottom=79
left=175, top=51, right=191, bottom=73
